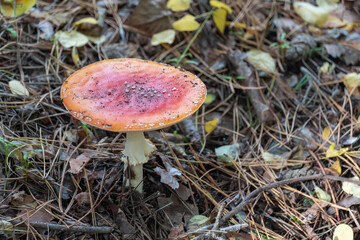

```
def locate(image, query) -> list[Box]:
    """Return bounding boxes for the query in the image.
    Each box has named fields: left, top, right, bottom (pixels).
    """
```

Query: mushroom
left=61, top=59, right=206, bottom=192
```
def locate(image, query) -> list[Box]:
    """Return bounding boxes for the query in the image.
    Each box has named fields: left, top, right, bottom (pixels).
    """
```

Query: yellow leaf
left=151, top=29, right=176, bottom=46
left=209, top=0, right=232, bottom=14
left=226, top=21, right=246, bottom=29
left=329, top=158, right=341, bottom=175
left=74, top=17, right=98, bottom=26
left=343, top=72, right=360, bottom=96
left=323, top=126, right=331, bottom=140
left=213, top=8, right=227, bottom=34
left=87, top=35, right=106, bottom=44
left=204, top=93, right=215, bottom=104
left=172, top=14, right=200, bottom=31
left=205, top=118, right=219, bottom=133
left=167, top=0, right=191, bottom=12
left=343, top=73, right=360, bottom=88
left=0, top=0, right=36, bottom=17
left=317, top=0, right=338, bottom=12
left=247, top=49, right=276, bottom=74
left=319, top=62, right=329, bottom=74
left=326, top=144, right=348, bottom=158
left=71, top=46, right=81, bottom=67
left=293, top=1, right=329, bottom=27
left=333, top=224, right=353, bottom=240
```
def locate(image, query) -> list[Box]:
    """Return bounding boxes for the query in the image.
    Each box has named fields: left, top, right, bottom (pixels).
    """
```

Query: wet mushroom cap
left=61, top=59, right=207, bottom=131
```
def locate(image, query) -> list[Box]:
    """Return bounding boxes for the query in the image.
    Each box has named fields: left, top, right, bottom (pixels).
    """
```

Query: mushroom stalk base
left=122, top=131, right=156, bottom=193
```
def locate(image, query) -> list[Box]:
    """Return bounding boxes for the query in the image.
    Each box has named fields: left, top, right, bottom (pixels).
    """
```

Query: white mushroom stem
left=122, top=131, right=156, bottom=193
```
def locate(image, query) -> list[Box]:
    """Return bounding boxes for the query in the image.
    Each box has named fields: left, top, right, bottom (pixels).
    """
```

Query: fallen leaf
left=126, top=0, right=172, bottom=35
left=326, top=144, right=348, bottom=158
left=0, top=0, right=36, bottom=17
left=204, top=93, right=215, bottom=104
left=324, top=44, right=345, bottom=59
left=158, top=194, right=198, bottom=226
left=18, top=208, right=53, bottom=223
left=209, top=0, right=232, bottom=14
left=175, top=183, right=192, bottom=200
left=333, top=224, right=353, bottom=240
left=151, top=29, right=176, bottom=46
left=69, top=153, right=91, bottom=174
left=167, top=0, right=191, bottom=12
left=0, top=220, right=13, bottom=234
left=74, top=192, right=91, bottom=205
left=215, top=144, right=240, bottom=162
left=317, top=0, right=338, bottom=12
left=262, top=152, right=287, bottom=168
left=74, top=17, right=102, bottom=37
left=329, top=159, right=341, bottom=175
left=205, top=118, right=219, bottom=133
left=293, top=2, right=329, bottom=27
left=154, top=162, right=181, bottom=189
left=9, top=80, right=29, bottom=96
left=319, top=62, right=334, bottom=75
left=302, top=201, right=328, bottom=223
left=172, top=14, right=200, bottom=31
left=64, top=129, right=79, bottom=143
left=323, top=126, right=331, bottom=140
left=71, top=46, right=81, bottom=67
left=115, top=209, right=136, bottom=235
left=55, top=30, right=89, bottom=48
left=36, top=20, right=54, bottom=40
left=328, top=196, right=360, bottom=215
left=343, top=72, right=360, bottom=96
left=226, top=21, right=246, bottom=29
left=246, top=49, right=276, bottom=74
left=187, top=215, right=209, bottom=230
left=74, top=17, right=98, bottom=26
left=314, top=186, right=331, bottom=202
left=87, top=35, right=106, bottom=44
left=342, top=177, right=360, bottom=198
left=213, top=8, right=227, bottom=34
left=10, top=191, right=37, bottom=208
left=168, top=224, right=185, bottom=239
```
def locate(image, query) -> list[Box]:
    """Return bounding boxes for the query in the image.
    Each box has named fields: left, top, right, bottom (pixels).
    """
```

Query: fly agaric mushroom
left=61, top=59, right=206, bottom=192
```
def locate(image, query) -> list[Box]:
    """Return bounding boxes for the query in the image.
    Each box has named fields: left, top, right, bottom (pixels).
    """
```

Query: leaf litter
left=2, top=0, right=360, bottom=239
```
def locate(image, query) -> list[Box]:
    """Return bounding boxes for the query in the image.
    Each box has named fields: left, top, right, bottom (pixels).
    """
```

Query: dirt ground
left=1, top=0, right=360, bottom=239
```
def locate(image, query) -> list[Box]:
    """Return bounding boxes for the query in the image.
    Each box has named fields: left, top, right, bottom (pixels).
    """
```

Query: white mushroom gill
left=122, top=131, right=156, bottom=193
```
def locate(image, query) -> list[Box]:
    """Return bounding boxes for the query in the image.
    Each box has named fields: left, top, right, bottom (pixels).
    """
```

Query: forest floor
left=1, top=0, right=360, bottom=239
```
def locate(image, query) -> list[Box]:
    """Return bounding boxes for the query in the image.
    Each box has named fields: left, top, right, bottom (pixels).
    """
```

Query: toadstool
left=61, top=59, right=206, bottom=192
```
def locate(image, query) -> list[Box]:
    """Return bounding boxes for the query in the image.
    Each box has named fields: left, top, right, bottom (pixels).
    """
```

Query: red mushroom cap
left=61, top=59, right=207, bottom=131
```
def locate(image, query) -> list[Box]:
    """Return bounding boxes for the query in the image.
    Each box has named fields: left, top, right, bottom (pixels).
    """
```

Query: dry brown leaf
left=168, top=224, right=185, bottom=239
left=74, top=192, right=91, bottom=205
left=126, top=0, right=172, bottom=35
left=68, top=153, right=91, bottom=174
left=158, top=194, right=198, bottom=226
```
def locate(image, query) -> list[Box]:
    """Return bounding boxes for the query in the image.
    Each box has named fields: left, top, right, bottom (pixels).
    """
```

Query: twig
left=212, top=204, right=225, bottom=231
left=0, top=217, right=113, bottom=234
